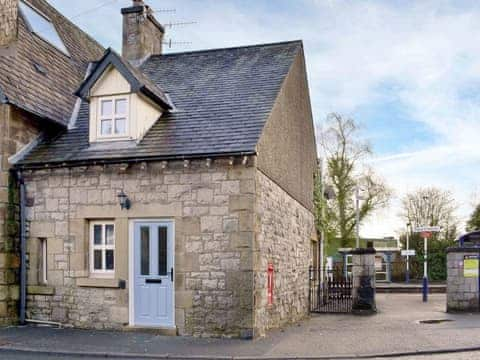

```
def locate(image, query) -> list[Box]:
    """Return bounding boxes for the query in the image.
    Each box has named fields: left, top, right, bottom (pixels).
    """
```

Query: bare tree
left=400, top=187, right=458, bottom=241
left=319, top=113, right=392, bottom=248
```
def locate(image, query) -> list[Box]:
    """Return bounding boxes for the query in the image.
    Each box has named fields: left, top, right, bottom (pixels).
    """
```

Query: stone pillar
left=447, top=247, right=480, bottom=312
left=351, top=247, right=376, bottom=314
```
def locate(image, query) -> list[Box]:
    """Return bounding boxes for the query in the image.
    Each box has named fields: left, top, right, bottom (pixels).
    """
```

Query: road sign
left=420, top=231, right=432, bottom=239
left=414, top=226, right=441, bottom=233
left=401, top=249, right=416, bottom=256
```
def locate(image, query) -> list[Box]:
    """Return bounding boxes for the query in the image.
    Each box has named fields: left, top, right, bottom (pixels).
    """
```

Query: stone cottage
left=1, top=0, right=318, bottom=337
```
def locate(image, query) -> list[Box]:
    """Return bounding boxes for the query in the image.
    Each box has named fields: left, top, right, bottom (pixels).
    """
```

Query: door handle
left=170, top=267, right=174, bottom=282
left=145, top=279, right=162, bottom=284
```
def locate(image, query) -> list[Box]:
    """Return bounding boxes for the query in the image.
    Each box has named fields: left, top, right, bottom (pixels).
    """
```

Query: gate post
left=447, top=247, right=480, bottom=312
left=351, top=246, right=376, bottom=314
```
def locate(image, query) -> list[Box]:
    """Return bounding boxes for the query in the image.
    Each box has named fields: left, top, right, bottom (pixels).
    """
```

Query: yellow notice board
left=464, top=255, right=479, bottom=278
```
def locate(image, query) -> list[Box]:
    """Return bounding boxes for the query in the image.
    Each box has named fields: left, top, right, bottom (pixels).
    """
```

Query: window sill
left=77, top=278, right=122, bottom=288
left=27, top=285, right=55, bottom=296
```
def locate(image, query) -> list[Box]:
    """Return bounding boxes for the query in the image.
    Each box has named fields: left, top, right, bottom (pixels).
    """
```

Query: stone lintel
left=76, top=278, right=122, bottom=288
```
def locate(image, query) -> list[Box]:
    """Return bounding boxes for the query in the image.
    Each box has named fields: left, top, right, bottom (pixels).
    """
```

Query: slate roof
left=18, top=40, right=303, bottom=166
left=0, top=0, right=104, bottom=126
left=75, top=48, right=172, bottom=110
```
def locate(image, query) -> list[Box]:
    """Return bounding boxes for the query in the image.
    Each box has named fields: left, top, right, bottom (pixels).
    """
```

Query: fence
left=309, top=266, right=353, bottom=313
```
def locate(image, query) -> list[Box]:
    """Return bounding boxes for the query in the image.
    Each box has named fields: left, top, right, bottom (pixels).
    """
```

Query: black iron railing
left=309, top=266, right=353, bottom=313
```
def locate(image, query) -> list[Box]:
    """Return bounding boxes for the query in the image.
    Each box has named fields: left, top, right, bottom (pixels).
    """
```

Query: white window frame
left=97, top=96, right=129, bottom=139
left=90, top=221, right=115, bottom=277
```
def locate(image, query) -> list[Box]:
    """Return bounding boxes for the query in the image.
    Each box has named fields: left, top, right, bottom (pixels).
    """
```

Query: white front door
left=132, top=221, right=174, bottom=327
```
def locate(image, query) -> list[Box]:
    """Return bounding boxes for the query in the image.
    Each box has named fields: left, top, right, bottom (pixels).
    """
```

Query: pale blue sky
left=48, top=0, right=480, bottom=236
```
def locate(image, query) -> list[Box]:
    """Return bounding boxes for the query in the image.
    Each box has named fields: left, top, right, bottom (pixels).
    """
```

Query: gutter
left=16, top=170, right=27, bottom=325
left=15, top=151, right=256, bottom=171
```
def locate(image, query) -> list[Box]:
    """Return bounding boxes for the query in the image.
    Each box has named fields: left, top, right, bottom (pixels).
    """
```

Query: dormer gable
left=75, top=48, right=172, bottom=144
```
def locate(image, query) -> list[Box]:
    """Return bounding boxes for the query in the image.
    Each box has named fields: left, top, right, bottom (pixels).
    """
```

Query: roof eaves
left=16, top=150, right=257, bottom=169
left=139, top=85, right=172, bottom=110
left=6, top=99, right=67, bottom=128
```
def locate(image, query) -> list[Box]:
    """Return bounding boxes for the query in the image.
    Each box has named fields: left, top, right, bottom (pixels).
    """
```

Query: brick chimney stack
left=121, top=0, right=165, bottom=66
left=0, top=0, right=18, bottom=55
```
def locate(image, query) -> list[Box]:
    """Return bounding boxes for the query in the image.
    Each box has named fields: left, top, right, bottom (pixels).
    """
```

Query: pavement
left=1, top=294, right=480, bottom=359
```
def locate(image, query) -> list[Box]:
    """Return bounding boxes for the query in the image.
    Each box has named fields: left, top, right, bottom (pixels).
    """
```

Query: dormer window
left=75, top=49, right=172, bottom=144
left=99, top=97, right=128, bottom=137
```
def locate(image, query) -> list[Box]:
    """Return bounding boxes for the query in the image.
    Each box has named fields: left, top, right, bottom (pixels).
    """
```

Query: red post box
left=267, top=263, right=274, bottom=305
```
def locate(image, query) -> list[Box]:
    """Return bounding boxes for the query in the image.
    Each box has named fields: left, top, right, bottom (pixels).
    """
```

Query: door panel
left=133, top=221, right=174, bottom=327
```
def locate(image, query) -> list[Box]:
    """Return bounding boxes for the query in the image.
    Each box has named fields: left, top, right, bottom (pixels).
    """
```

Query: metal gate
left=309, top=266, right=353, bottom=313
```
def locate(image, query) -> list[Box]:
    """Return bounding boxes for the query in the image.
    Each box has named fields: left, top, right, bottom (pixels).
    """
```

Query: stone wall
left=447, top=248, right=480, bottom=312
left=0, top=0, right=17, bottom=49
left=256, top=48, right=317, bottom=212
left=22, top=159, right=256, bottom=337
left=253, top=170, right=315, bottom=336
left=0, top=105, right=41, bottom=324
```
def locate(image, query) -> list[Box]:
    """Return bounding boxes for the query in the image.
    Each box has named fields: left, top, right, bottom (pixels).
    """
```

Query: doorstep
left=123, top=325, right=178, bottom=336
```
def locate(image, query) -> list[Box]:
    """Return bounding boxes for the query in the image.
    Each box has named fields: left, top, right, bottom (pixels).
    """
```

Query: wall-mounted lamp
left=118, top=190, right=131, bottom=210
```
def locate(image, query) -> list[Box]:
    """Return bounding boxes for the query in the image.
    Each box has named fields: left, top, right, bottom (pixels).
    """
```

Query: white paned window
left=19, top=1, right=69, bottom=55
left=98, top=97, right=128, bottom=137
left=90, top=221, right=115, bottom=277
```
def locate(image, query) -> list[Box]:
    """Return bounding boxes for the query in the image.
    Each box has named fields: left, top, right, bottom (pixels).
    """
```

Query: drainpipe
left=17, top=170, right=27, bottom=325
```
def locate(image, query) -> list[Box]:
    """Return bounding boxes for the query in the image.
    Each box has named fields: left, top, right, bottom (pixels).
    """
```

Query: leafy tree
left=400, top=187, right=458, bottom=242
left=314, top=159, right=337, bottom=257
left=319, top=113, right=391, bottom=248
left=466, top=204, right=480, bottom=231
left=398, top=187, right=458, bottom=281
